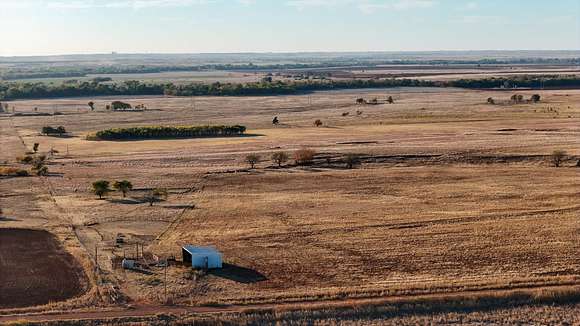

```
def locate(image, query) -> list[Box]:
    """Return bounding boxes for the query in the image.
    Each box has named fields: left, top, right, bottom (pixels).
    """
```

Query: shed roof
left=182, top=245, right=221, bottom=256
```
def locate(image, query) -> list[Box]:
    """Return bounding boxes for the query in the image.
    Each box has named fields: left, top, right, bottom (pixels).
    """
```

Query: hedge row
left=90, top=125, right=247, bottom=140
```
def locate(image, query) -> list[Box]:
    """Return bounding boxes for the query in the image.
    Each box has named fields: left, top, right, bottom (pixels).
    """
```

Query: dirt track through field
left=0, top=283, right=579, bottom=323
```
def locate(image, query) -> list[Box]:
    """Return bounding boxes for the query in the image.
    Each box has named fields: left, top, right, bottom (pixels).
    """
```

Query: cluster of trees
left=92, top=180, right=133, bottom=199
left=0, top=79, right=436, bottom=100
left=41, top=126, right=67, bottom=136
left=16, top=154, right=48, bottom=176
left=245, top=149, right=317, bottom=169
left=245, top=150, right=365, bottom=169
left=1, top=76, right=578, bottom=101
left=449, top=76, right=580, bottom=89
left=91, top=180, right=168, bottom=206
left=91, top=125, right=247, bottom=140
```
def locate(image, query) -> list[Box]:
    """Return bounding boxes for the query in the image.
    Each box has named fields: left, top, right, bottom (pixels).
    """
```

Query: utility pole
left=164, top=263, right=168, bottom=304
left=95, top=245, right=99, bottom=272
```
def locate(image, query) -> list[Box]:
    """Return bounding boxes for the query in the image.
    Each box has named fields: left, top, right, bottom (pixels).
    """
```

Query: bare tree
left=245, top=154, right=260, bottom=169
left=145, top=188, right=168, bottom=206
left=271, top=151, right=289, bottom=167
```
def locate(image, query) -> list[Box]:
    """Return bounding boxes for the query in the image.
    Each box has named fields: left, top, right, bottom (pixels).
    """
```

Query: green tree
left=271, top=151, right=289, bottom=167
left=92, top=180, right=111, bottom=199
left=113, top=180, right=133, bottom=197
left=145, top=188, right=168, bottom=206
left=245, top=154, right=260, bottom=169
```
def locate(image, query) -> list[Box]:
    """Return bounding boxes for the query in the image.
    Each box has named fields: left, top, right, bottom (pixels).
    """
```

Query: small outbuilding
left=182, top=245, right=222, bottom=269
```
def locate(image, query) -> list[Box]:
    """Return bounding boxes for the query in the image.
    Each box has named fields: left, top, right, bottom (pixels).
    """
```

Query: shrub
left=314, top=119, right=323, bottom=127
left=531, top=94, right=541, bottom=103
left=41, top=126, right=66, bottom=136
left=487, top=97, right=495, bottom=104
left=551, top=150, right=566, bottom=167
left=294, top=148, right=316, bottom=166
left=16, top=169, right=29, bottom=177
left=17, top=155, right=34, bottom=164
left=344, top=154, right=361, bottom=169
left=387, top=96, right=394, bottom=104
left=271, top=151, right=289, bottom=167
left=245, top=154, right=260, bottom=169
left=34, top=166, right=48, bottom=176
left=33, top=143, right=39, bottom=153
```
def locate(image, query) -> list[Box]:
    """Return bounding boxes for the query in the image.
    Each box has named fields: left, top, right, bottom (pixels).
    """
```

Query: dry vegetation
left=1, top=86, right=579, bottom=323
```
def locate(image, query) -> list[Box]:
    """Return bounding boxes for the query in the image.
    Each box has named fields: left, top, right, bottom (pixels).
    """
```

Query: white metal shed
left=182, top=245, right=222, bottom=269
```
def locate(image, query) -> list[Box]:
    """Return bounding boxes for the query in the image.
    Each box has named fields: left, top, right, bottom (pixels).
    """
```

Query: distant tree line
left=1, top=76, right=580, bottom=101
left=90, top=125, right=247, bottom=140
left=2, top=57, right=579, bottom=80
left=448, top=75, right=580, bottom=89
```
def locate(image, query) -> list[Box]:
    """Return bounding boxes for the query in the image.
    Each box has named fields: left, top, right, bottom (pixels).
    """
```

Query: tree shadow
left=209, top=263, right=267, bottom=284
left=107, top=198, right=145, bottom=205
left=0, top=216, right=20, bottom=222
left=161, top=204, right=195, bottom=209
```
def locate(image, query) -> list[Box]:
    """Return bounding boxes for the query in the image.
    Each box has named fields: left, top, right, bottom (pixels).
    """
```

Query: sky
left=0, top=0, right=578, bottom=56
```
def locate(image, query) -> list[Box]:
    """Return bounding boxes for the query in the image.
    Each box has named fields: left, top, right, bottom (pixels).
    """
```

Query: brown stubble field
left=1, top=87, right=579, bottom=318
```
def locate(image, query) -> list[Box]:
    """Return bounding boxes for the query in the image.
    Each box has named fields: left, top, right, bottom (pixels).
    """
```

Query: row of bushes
left=89, top=125, right=247, bottom=140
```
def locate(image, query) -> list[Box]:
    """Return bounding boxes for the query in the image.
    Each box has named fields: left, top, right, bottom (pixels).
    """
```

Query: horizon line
left=2, top=49, right=580, bottom=59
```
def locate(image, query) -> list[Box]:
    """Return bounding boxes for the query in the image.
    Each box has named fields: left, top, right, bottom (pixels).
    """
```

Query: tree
left=92, top=180, right=111, bottom=199
left=32, top=143, right=39, bottom=153
left=271, top=151, right=289, bottom=167
left=294, top=148, right=316, bottom=166
left=344, top=153, right=360, bottom=169
left=245, top=154, right=260, bottom=169
left=487, top=97, right=495, bottom=104
left=517, top=94, right=524, bottom=103
left=356, top=98, right=365, bottom=105
left=387, top=96, right=394, bottom=104
left=111, top=101, right=132, bottom=111
left=145, top=188, right=168, bottom=206
left=88, top=101, right=95, bottom=111
left=272, top=116, right=279, bottom=125
left=314, top=119, right=323, bottom=127
left=113, top=180, right=133, bottom=197
left=551, top=150, right=566, bottom=167
left=530, top=94, right=541, bottom=103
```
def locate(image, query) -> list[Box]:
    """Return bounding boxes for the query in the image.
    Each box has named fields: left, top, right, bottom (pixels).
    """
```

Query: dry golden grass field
left=1, top=86, right=579, bottom=323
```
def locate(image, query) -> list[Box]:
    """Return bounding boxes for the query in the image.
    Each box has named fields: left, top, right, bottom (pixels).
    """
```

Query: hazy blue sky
left=0, top=0, right=578, bottom=56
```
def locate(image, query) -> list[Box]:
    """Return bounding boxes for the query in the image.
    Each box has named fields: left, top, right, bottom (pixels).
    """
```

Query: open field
left=1, top=86, right=579, bottom=322
left=0, top=228, right=88, bottom=308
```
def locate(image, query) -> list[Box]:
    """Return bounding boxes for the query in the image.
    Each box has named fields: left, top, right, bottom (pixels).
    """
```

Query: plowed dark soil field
left=0, top=228, right=87, bottom=308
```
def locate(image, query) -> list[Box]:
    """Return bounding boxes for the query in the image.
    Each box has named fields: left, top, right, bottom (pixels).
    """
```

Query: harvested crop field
left=1, top=86, right=579, bottom=321
left=0, top=228, right=88, bottom=308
